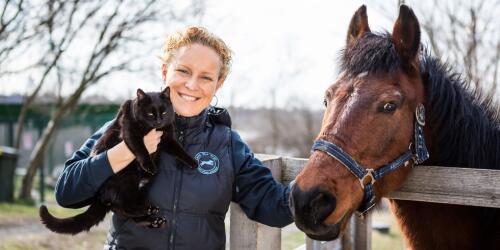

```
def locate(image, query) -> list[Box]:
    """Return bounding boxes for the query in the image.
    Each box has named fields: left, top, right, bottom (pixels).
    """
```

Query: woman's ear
left=161, top=64, right=167, bottom=81
left=216, top=79, right=224, bottom=91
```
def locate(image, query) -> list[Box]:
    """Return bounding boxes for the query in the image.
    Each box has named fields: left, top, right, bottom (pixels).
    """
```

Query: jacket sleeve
left=231, top=131, right=293, bottom=227
left=55, top=121, right=115, bottom=208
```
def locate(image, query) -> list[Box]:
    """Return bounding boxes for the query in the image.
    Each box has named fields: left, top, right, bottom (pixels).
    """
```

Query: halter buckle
left=360, top=169, right=375, bottom=189
left=415, top=104, right=426, bottom=126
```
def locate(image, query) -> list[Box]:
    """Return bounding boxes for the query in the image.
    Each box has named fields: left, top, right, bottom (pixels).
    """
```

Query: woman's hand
left=143, top=129, right=163, bottom=154
left=107, top=129, right=163, bottom=173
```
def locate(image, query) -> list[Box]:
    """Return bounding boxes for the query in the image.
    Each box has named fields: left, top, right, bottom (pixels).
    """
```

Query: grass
left=372, top=208, right=406, bottom=250
left=0, top=175, right=108, bottom=250
left=0, top=200, right=109, bottom=250
left=282, top=226, right=306, bottom=250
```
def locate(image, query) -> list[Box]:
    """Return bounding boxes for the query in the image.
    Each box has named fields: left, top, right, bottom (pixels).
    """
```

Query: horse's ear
left=391, top=5, right=420, bottom=67
left=346, top=5, right=371, bottom=47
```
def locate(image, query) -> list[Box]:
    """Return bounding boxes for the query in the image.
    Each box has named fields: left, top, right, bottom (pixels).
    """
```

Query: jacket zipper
left=168, top=129, right=185, bottom=249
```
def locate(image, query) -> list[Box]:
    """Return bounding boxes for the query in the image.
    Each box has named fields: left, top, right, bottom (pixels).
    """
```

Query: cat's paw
left=179, top=157, right=198, bottom=169
left=187, top=158, right=198, bottom=169
left=147, top=205, right=160, bottom=215
left=149, top=217, right=167, bottom=228
left=140, top=163, right=157, bottom=175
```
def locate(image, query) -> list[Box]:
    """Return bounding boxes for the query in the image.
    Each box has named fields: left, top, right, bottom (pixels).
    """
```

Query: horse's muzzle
left=290, top=184, right=340, bottom=239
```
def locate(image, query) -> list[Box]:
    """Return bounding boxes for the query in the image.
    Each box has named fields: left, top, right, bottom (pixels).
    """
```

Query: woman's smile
left=178, top=92, right=201, bottom=102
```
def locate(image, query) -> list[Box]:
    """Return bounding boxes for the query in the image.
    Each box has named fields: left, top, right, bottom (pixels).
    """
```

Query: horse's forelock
left=339, top=32, right=401, bottom=76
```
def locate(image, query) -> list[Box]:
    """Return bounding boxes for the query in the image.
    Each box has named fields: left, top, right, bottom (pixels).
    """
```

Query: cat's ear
left=161, top=86, right=170, bottom=98
left=137, top=88, right=147, bottom=101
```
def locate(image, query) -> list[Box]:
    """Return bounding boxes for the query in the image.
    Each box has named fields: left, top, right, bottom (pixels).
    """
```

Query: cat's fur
left=39, top=87, right=197, bottom=235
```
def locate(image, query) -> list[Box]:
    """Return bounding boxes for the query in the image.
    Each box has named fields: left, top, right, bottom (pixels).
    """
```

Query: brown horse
left=290, top=5, right=500, bottom=250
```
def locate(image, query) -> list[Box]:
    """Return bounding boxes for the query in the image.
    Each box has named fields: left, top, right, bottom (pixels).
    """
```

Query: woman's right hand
left=108, top=129, right=163, bottom=173
left=143, top=129, right=163, bottom=154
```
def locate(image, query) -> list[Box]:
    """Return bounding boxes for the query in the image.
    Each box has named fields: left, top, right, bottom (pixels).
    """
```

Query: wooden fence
left=228, top=154, right=500, bottom=250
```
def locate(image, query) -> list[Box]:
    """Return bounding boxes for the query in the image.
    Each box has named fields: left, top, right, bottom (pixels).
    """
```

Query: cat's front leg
left=122, top=132, right=157, bottom=175
left=160, top=137, right=197, bottom=168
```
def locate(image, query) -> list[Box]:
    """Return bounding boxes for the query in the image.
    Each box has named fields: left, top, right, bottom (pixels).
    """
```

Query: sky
left=189, top=0, right=394, bottom=109
left=10, top=0, right=489, bottom=110
left=1, top=0, right=398, bottom=109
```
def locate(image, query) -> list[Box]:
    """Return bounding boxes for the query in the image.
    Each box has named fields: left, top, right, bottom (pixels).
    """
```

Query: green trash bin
left=0, top=146, right=18, bottom=203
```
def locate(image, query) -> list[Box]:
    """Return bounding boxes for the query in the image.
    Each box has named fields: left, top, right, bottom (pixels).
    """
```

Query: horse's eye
left=323, top=99, right=328, bottom=107
left=147, top=112, right=154, bottom=116
left=383, top=102, right=397, bottom=113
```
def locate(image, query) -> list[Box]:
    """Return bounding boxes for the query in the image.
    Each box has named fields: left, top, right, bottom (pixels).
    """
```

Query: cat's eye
left=162, top=111, right=167, bottom=115
left=147, top=112, right=154, bottom=116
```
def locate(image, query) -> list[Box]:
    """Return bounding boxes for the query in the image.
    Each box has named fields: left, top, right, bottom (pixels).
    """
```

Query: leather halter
left=311, top=104, right=429, bottom=214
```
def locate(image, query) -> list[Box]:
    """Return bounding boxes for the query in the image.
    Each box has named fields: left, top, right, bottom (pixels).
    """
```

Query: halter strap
left=311, top=104, right=429, bottom=214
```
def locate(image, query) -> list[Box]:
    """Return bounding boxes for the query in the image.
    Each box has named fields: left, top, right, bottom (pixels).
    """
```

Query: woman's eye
left=177, top=69, right=189, bottom=74
left=382, top=102, right=398, bottom=113
left=323, top=99, right=328, bottom=107
left=202, top=76, right=213, bottom=81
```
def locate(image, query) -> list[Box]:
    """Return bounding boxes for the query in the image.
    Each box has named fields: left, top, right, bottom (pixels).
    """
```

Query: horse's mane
left=339, top=32, right=500, bottom=170
left=421, top=54, right=499, bottom=169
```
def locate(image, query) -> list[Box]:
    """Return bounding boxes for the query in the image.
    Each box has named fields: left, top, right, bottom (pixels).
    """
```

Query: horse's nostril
left=292, top=186, right=336, bottom=227
left=309, top=190, right=336, bottom=224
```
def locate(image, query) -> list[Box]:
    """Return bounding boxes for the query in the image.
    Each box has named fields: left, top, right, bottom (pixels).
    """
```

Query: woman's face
left=163, top=43, right=223, bottom=117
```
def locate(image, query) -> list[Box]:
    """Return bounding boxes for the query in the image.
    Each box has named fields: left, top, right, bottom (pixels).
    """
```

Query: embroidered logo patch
left=195, top=152, right=219, bottom=175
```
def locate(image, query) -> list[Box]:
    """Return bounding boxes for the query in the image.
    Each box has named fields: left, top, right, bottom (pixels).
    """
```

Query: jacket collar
left=175, top=109, right=208, bottom=130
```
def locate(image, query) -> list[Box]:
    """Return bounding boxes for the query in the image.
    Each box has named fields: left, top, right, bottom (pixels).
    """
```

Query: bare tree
left=376, top=0, right=500, bottom=96
left=0, top=0, right=42, bottom=74
left=13, top=0, right=96, bottom=150
left=0, top=0, right=25, bottom=63
left=17, top=0, right=203, bottom=200
left=418, top=0, right=499, bottom=93
left=281, top=97, right=322, bottom=158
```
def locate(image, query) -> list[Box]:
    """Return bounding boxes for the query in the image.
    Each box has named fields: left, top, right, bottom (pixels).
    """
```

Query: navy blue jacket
left=55, top=108, right=293, bottom=249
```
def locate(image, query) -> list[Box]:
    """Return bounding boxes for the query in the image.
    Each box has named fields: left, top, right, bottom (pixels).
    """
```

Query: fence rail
left=228, top=154, right=500, bottom=250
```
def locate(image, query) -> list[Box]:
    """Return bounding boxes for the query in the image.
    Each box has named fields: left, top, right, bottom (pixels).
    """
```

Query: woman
left=55, top=26, right=293, bottom=250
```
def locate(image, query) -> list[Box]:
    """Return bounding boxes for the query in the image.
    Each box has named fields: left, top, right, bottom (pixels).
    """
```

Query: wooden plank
left=230, top=202, right=257, bottom=250
left=279, top=156, right=500, bottom=208
left=353, top=214, right=371, bottom=250
left=256, top=155, right=282, bottom=250
left=306, top=237, right=341, bottom=250
left=282, top=157, right=307, bottom=186
left=340, top=218, right=352, bottom=250
left=230, top=155, right=282, bottom=250
left=386, top=166, right=500, bottom=208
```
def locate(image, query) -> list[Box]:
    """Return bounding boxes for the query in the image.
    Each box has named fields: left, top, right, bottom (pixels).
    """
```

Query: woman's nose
left=185, top=77, right=199, bottom=90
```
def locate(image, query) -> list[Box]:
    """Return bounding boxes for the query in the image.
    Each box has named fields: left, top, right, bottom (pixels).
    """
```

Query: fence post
left=229, top=155, right=283, bottom=250
left=354, top=214, right=371, bottom=250
left=230, top=203, right=257, bottom=249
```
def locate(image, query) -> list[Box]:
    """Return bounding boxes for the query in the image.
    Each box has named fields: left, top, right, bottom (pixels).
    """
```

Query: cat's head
left=134, top=87, right=174, bottom=129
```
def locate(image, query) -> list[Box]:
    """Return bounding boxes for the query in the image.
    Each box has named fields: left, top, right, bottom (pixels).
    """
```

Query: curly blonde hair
left=161, top=26, right=232, bottom=83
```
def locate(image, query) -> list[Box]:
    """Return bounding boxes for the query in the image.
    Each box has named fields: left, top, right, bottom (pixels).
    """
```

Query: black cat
left=39, top=87, right=197, bottom=235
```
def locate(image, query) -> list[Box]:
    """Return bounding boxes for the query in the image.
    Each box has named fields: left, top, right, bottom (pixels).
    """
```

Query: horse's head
left=290, top=5, right=428, bottom=240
